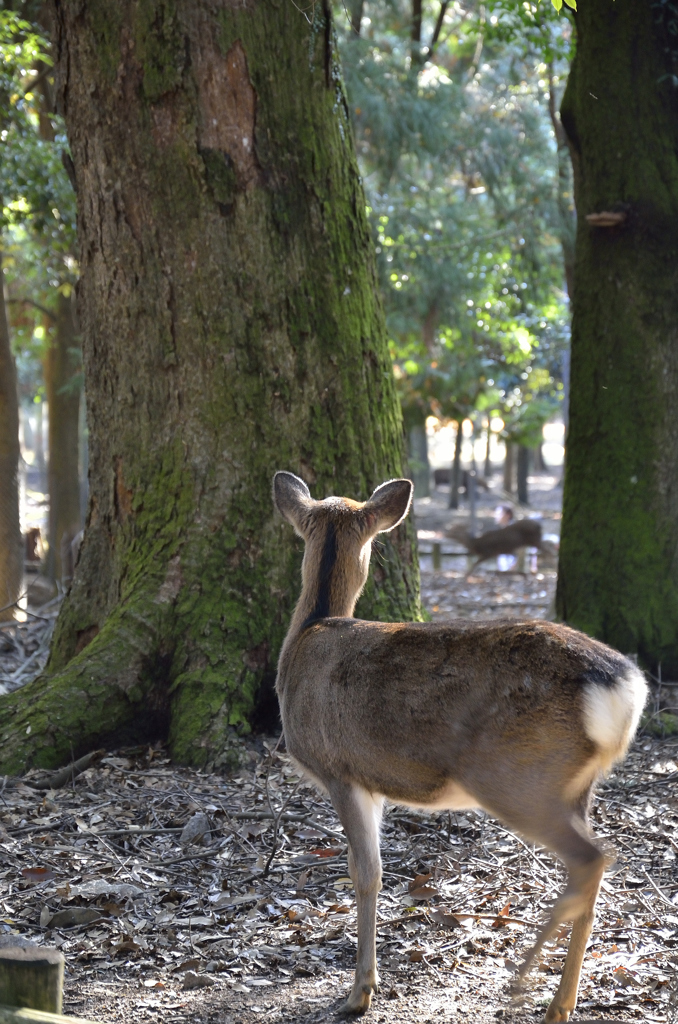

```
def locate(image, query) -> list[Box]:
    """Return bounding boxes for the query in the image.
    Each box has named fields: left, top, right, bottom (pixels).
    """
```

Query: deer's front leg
left=329, top=782, right=383, bottom=1015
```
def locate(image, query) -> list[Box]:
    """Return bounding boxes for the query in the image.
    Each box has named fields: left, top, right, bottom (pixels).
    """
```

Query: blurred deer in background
left=446, top=518, right=546, bottom=575
left=273, top=472, right=646, bottom=1022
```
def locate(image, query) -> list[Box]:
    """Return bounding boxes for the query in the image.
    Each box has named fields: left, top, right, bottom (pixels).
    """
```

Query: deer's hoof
left=338, top=995, right=370, bottom=1016
left=544, top=999, right=572, bottom=1022
left=339, top=979, right=378, bottom=1015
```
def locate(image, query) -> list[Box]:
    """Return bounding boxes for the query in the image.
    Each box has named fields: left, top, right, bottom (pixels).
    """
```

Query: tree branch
left=7, top=298, right=56, bottom=322
left=427, top=0, right=449, bottom=57
left=411, top=0, right=423, bottom=58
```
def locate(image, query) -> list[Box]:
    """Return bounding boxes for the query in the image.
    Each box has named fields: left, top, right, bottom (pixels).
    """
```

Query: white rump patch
left=582, top=668, right=648, bottom=767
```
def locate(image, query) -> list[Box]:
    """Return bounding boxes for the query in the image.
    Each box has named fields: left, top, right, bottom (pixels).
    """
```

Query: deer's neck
left=282, top=525, right=363, bottom=651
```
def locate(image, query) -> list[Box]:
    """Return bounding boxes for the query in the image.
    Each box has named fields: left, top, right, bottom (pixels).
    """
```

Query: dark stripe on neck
left=301, top=522, right=337, bottom=631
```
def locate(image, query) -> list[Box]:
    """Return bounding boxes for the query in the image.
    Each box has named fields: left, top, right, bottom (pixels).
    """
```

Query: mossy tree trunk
left=44, top=292, right=81, bottom=583
left=0, top=257, right=22, bottom=620
left=0, top=0, right=420, bottom=774
left=556, top=0, right=678, bottom=674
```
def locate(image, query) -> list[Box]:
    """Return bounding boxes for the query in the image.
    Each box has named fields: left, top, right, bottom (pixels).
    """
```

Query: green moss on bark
left=0, top=0, right=420, bottom=777
left=557, top=0, right=678, bottom=674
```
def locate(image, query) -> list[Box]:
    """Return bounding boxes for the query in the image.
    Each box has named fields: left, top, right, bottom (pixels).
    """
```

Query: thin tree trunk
left=0, top=0, right=420, bottom=775
left=483, top=420, right=492, bottom=478
left=557, top=0, right=678, bottom=674
left=35, top=52, right=81, bottom=584
left=516, top=445, right=530, bottom=505
left=34, top=399, right=46, bottom=493
left=407, top=420, right=430, bottom=499
left=533, top=443, right=546, bottom=473
left=411, top=0, right=423, bottom=63
left=0, top=257, right=22, bottom=620
left=44, top=292, right=81, bottom=583
left=503, top=441, right=515, bottom=495
left=448, top=421, right=463, bottom=510
left=547, top=62, right=576, bottom=299
left=349, top=0, right=364, bottom=37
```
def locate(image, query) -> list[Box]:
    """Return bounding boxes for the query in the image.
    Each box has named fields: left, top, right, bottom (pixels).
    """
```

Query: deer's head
left=273, top=472, right=413, bottom=622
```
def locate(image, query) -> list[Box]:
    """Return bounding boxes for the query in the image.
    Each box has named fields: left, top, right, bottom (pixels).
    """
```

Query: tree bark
left=516, top=445, right=529, bottom=506
left=503, top=441, right=515, bottom=495
left=557, top=0, right=678, bottom=674
left=0, top=258, right=22, bottom=620
left=483, top=420, right=492, bottom=479
left=34, top=399, right=46, bottom=493
left=0, top=0, right=420, bottom=774
left=407, top=421, right=430, bottom=499
left=44, top=292, right=81, bottom=583
left=349, top=0, right=364, bottom=38
left=448, top=420, right=463, bottom=509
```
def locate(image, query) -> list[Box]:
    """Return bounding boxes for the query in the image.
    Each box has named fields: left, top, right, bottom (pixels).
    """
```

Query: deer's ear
left=364, top=478, right=413, bottom=533
left=273, top=472, right=314, bottom=536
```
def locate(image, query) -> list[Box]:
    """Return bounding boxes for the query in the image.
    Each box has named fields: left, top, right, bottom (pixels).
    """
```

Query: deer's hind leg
left=329, top=781, right=383, bottom=1015
left=514, top=795, right=607, bottom=1023
left=540, top=794, right=608, bottom=1023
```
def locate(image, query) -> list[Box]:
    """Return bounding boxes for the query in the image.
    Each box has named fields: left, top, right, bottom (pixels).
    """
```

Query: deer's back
left=277, top=618, right=633, bottom=805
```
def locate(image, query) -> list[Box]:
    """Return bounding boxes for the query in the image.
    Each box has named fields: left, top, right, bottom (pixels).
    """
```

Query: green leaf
left=551, top=0, right=563, bottom=9
left=563, top=0, right=577, bottom=9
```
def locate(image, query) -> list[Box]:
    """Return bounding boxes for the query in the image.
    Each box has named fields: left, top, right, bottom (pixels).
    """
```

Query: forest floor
left=1, top=735, right=677, bottom=1024
left=1, top=473, right=677, bottom=1024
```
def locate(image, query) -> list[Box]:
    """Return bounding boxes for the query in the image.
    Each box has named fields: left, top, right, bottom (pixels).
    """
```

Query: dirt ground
left=1, top=734, right=677, bottom=1024
left=1, top=473, right=677, bottom=1024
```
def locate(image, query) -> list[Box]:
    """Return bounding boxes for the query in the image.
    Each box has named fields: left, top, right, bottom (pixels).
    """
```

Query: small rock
left=70, top=879, right=143, bottom=900
left=49, top=907, right=102, bottom=928
left=180, top=812, right=211, bottom=845
left=182, top=970, right=215, bottom=990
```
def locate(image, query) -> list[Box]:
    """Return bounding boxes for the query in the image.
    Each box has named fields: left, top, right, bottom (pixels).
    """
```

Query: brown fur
left=273, top=472, right=647, bottom=1022
left=447, top=520, right=544, bottom=574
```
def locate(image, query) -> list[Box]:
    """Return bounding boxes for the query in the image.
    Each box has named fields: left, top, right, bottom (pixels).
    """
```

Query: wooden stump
left=0, top=1008, right=100, bottom=1023
left=0, top=947, right=64, bottom=1013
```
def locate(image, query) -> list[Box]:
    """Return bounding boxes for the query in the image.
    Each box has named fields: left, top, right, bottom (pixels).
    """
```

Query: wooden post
left=0, top=1008, right=100, bottom=1024
left=0, top=948, right=64, bottom=1014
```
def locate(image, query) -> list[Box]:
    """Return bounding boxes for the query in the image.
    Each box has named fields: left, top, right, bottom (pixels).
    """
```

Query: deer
left=446, top=519, right=547, bottom=575
left=273, top=472, right=647, bottom=1023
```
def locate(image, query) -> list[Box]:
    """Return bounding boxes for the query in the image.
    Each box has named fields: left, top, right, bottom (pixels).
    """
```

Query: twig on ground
left=21, top=750, right=106, bottom=791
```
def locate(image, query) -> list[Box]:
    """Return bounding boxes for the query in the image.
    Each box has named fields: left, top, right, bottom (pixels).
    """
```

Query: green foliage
left=0, top=11, right=49, bottom=129
left=0, top=10, right=77, bottom=397
left=337, top=0, right=571, bottom=443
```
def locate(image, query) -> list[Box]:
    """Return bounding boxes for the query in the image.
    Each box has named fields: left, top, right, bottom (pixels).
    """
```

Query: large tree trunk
left=0, top=0, right=420, bottom=774
left=556, top=0, right=678, bottom=674
left=44, top=292, right=81, bottom=583
left=0, top=258, right=22, bottom=620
